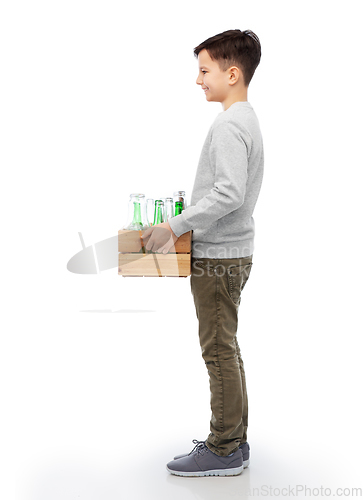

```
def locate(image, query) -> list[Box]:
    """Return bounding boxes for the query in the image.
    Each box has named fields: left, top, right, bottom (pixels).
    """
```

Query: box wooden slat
left=118, top=229, right=192, bottom=277
left=118, top=230, right=191, bottom=253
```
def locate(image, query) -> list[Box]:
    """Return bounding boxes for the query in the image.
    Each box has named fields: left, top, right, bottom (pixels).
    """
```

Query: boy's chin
left=205, top=93, right=220, bottom=103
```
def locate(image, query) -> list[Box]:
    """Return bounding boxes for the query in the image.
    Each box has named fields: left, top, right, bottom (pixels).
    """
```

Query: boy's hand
left=141, top=221, right=179, bottom=254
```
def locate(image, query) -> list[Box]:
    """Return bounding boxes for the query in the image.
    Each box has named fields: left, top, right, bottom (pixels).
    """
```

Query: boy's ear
left=228, top=66, right=246, bottom=87
left=228, top=66, right=240, bottom=85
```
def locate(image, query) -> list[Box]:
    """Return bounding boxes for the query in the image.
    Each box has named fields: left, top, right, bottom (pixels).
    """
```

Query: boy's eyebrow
left=199, top=65, right=209, bottom=70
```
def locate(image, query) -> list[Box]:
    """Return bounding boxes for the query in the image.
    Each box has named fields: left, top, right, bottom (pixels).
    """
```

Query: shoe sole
left=173, top=456, right=250, bottom=467
left=166, top=465, right=243, bottom=477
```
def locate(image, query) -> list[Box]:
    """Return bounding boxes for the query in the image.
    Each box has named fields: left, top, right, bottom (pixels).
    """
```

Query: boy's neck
left=222, top=88, right=248, bottom=111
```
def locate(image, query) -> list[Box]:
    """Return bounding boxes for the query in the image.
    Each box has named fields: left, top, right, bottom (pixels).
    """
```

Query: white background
left=1, top=1, right=363, bottom=499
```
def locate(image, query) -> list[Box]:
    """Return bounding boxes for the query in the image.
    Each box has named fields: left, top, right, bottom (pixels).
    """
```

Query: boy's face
left=196, top=49, right=230, bottom=103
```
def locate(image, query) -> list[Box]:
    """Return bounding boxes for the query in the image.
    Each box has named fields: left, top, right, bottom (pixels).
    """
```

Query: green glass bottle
left=174, top=201, right=183, bottom=216
left=153, top=200, right=165, bottom=225
left=131, top=201, right=142, bottom=227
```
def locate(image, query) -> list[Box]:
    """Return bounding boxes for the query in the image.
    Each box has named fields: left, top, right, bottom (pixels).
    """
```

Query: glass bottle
left=153, top=200, right=165, bottom=225
left=146, top=198, right=154, bottom=226
left=174, top=201, right=183, bottom=216
left=173, top=190, right=187, bottom=210
left=123, top=193, right=149, bottom=230
left=164, top=197, right=174, bottom=221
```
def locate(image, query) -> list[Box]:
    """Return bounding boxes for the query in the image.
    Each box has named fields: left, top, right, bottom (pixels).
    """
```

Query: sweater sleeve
left=168, top=122, right=249, bottom=237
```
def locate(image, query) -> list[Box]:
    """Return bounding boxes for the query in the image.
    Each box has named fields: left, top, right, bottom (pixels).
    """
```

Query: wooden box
left=118, top=230, right=192, bottom=277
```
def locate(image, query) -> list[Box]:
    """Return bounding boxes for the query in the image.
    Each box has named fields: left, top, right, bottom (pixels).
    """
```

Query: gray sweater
left=169, top=101, right=264, bottom=259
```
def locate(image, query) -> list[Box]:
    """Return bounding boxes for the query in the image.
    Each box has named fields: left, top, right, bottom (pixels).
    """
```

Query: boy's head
left=194, top=29, right=261, bottom=106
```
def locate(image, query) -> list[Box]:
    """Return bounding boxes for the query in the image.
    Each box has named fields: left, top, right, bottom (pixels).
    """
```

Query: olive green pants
left=190, top=255, right=253, bottom=457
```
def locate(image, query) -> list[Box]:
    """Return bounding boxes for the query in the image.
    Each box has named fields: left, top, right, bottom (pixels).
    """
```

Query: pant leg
left=235, top=334, right=248, bottom=444
left=190, top=256, right=253, bottom=457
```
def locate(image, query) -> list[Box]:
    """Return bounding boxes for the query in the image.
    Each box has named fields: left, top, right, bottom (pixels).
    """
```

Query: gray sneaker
left=173, top=439, right=250, bottom=468
left=166, top=442, right=243, bottom=477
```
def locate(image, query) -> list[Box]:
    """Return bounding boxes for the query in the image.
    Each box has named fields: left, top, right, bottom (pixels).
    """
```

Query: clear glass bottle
left=173, top=190, right=187, bottom=210
left=164, top=197, right=174, bottom=221
left=123, top=193, right=149, bottom=230
left=146, top=198, right=154, bottom=226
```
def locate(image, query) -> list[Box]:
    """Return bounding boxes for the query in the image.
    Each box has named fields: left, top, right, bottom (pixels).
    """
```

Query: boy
left=141, top=29, right=263, bottom=477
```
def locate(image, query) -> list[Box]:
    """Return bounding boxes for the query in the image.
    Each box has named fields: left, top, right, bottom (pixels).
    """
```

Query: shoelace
left=188, top=439, right=207, bottom=456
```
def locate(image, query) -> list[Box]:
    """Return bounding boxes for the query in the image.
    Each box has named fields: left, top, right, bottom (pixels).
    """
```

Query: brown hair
left=193, top=29, right=261, bottom=87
